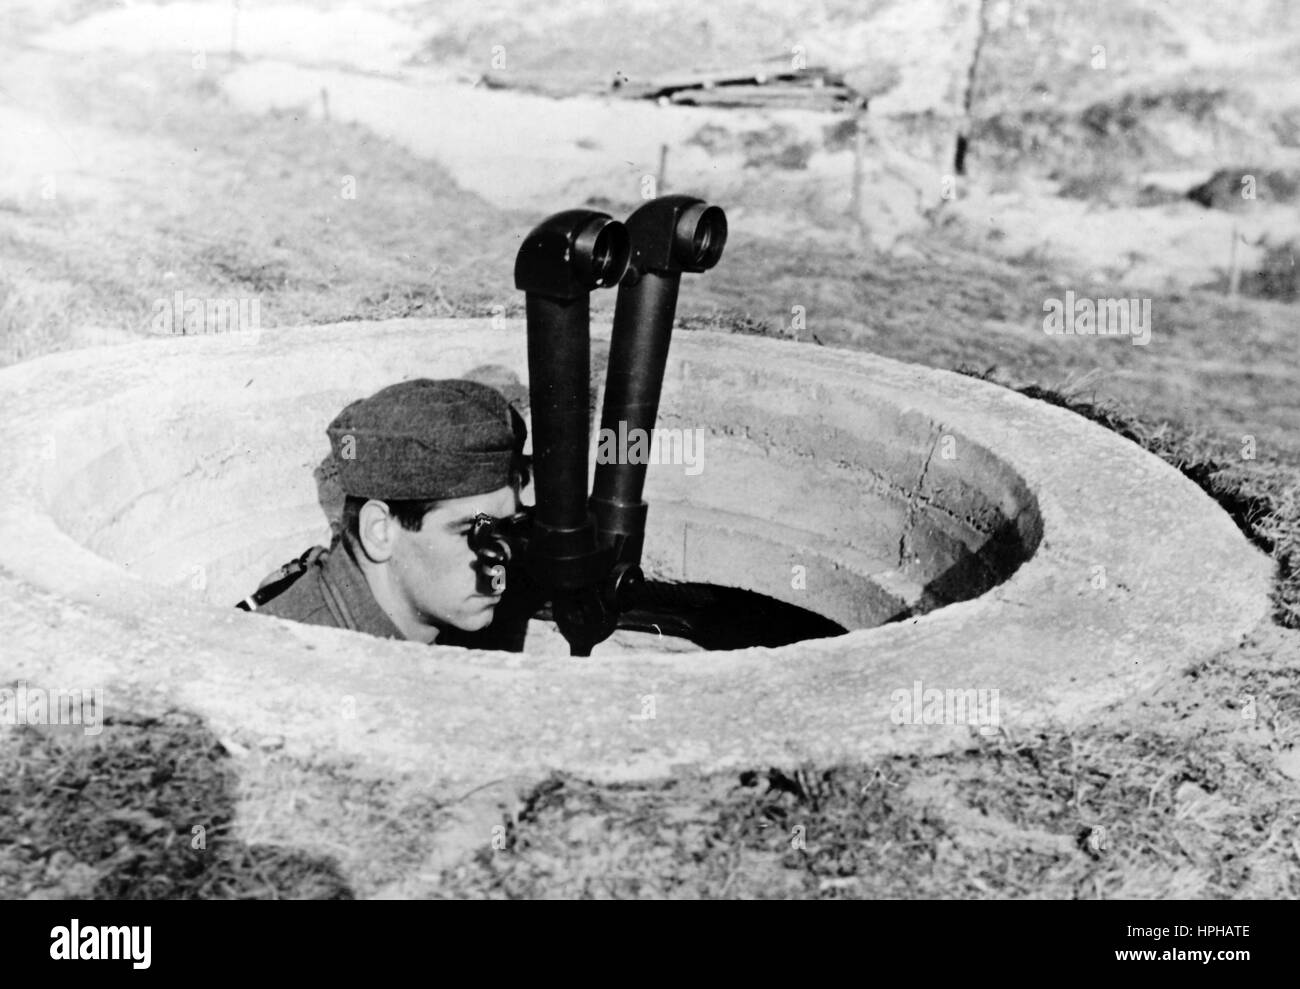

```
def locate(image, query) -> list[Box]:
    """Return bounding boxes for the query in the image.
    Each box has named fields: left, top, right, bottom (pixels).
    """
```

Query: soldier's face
left=388, top=485, right=519, bottom=634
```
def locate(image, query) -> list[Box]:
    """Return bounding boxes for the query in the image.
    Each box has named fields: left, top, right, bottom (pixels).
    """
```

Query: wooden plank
left=478, top=64, right=861, bottom=111
left=615, top=60, right=849, bottom=98
left=667, top=87, right=856, bottom=110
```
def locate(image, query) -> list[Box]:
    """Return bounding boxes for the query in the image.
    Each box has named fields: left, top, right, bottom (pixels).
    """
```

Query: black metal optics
left=468, top=510, right=532, bottom=595
left=514, top=209, right=630, bottom=655
left=590, top=195, right=728, bottom=569
left=511, top=198, right=727, bottom=656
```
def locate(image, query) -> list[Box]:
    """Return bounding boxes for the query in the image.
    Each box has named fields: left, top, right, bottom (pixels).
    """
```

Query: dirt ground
left=1, top=1, right=1298, bottom=899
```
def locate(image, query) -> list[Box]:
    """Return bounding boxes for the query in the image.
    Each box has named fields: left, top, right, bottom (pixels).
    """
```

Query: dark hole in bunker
left=599, top=580, right=847, bottom=650
left=444, top=579, right=847, bottom=653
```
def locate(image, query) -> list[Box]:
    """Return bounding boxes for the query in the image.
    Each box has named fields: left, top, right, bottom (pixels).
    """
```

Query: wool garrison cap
left=326, top=379, right=525, bottom=500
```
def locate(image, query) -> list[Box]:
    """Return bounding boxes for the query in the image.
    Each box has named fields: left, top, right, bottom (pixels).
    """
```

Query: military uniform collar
left=321, top=541, right=406, bottom=641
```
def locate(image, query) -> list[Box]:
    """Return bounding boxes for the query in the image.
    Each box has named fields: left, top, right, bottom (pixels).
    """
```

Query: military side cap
left=326, top=379, right=525, bottom=500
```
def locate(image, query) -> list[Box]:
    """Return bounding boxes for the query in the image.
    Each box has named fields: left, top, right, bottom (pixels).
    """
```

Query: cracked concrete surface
left=897, top=425, right=944, bottom=569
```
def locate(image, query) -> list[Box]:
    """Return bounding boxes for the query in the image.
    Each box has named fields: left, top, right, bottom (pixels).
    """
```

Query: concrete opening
left=38, top=329, right=1041, bottom=656
left=0, top=317, right=1272, bottom=795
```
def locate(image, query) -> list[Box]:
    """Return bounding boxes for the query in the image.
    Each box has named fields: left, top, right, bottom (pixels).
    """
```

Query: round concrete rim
left=0, top=319, right=1272, bottom=786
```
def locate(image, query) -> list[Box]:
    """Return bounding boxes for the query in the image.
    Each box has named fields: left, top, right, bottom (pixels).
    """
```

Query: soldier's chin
left=453, top=604, right=498, bottom=632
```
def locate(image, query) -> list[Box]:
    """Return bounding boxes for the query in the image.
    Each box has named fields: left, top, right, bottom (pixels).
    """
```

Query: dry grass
left=5, top=621, right=1295, bottom=900
left=0, top=696, right=354, bottom=900
left=0, top=50, right=525, bottom=369
left=432, top=627, right=1300, bottom=900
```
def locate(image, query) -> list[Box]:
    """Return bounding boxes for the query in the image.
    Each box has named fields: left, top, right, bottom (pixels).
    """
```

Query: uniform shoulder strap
left=235, top=546, right=327, bottom=612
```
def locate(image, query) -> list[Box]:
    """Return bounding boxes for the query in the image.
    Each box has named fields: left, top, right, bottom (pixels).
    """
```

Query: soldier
left=238, top=378, right=529, bottom=645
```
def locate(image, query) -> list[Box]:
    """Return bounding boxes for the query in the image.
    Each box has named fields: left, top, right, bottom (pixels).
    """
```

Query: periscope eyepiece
left=575, top=216, right=631, bottom=289
left=514, top=209, right=630, bottom=298
left=469, top=511, right=531, bottom=596
left=673, top=201, right=727, bottom=271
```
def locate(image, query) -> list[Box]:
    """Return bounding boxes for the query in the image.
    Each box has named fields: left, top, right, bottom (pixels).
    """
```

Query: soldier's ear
left=356, top=499, right=397, bottom=563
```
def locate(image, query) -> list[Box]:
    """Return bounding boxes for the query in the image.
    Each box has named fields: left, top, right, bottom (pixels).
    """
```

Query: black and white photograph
left=0, top=0, right=1294, bottom=950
